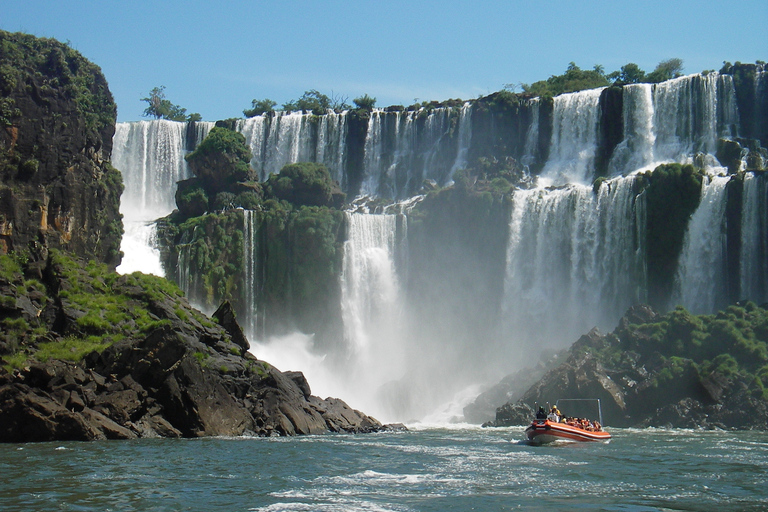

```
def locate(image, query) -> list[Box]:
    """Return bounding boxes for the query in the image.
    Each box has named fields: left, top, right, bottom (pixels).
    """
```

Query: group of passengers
left=535, top=406, right=603, bottom=432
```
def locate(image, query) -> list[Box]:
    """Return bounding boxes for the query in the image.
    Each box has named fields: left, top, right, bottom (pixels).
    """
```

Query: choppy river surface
left=1, top=425, right=766, bottom=511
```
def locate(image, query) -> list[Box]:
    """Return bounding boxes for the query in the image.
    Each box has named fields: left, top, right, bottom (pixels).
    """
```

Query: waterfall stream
left=112, top=120, right=213, bottom=275
left=111, top=70, right=767, bottom=422
left=671, top=176, right=730, bottom=313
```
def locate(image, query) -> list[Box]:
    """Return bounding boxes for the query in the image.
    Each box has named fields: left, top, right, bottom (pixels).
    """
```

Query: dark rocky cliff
left=486, top=304, right=768, bottom=429
left=0, top=30, right=122, bottom=267
left=0, top=32, right=390, bottom=442
left=0, top=251, right=385, bottom=441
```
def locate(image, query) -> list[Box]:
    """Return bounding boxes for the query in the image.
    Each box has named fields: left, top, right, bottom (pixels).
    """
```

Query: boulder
left=213, top=301, right=250, bottom=354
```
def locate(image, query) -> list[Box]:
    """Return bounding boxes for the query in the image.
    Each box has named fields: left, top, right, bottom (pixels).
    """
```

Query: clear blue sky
left=3, top=0, right=766, bottom=122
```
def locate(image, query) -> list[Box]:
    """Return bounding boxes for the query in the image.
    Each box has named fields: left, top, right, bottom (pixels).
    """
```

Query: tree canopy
left=353, top=94, right=376, bottom=110
left=141, top=85, right=200, bottom=121
left=521, top=59, right=685, bottom=96
left=243, top=98, right=277, bottom=118
left=185, top=127, right=254, bottom=190
left=266, top=162, right=344, bottom=208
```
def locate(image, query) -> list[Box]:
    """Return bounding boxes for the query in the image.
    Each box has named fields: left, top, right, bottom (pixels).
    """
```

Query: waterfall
left=740, top=173, right=768, bottom=304
left=112, top=120, right=213, bottom=275
left=237, top=111, right=348, bottom=183
left=652, top=73, right=739, bottom=166
left=451, top=102, right=473, bottom=173
left=107, top=71, right=766, bottom=423
left=608, top=84, right=656, bottom=174
left=671, top=176, right=730, bottom=314
left=316, top=110, right=348, bottom=185
left=361, top=107, right=465, bottom=198
left=602, top=73, right=741, bottom=177
left=238, top=111, right=314, bottom=181
left=263, top=111, right=314, bottom=179
left=242, top=209, right=259, bottom=339
left=541, top=87, right=604, bottom=185
left=237, top=115, right=267, bottom=180
left=339, top=212, right=405, bottom=418
left=503, top=175, right=645, bottom=349
left=176, top=241, right=193, bottom=299
left=341, top=212, right=402, bottom=354
left=521, top=97, right=540, bottom=168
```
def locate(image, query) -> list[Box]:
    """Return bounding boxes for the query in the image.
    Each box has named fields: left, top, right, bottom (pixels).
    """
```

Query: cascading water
left=316, top=111, right=349, bottom=185
left=521, top=97, right=540, bottom=168
left=604, top=73, right=739, bottom=178
left=237, top=110, right=347, bottom=182
left=112, top=120, right=213, bottom=275
left=450, top=102, right=473, bottom=173
left=361, top=107, right=468, bottom=198
left=740, top=173, right=768, bottom=304
left=338, top=212, right=406, bottom=419
left=242, top=209, right=259, bottom=339
left=110, top=69, right=767, bottom=424
left=541, top=87, right=604, bottom=184
left=608, top=83, right=656, bottom=175
left=502, top=176, right=645, bottom=350
left=671, top=175, right=730, bottom=314
left=652, top=73, right=738, bottom=166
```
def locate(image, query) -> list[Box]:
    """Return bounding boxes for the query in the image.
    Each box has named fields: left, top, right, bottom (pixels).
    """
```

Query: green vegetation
left=282, top=90, right=341, bottom=115
left=353, top=94, right=376, bottom=111
left=141, top=85, right=200, bottom=122
left=244, top=89, right=381, bottom=116
left=523, top=62, right=610, bottom=97
left=0, top=29, right=116, bottom=144
left=0, top=97, right=20, bottom=126
left=243, top=98, right=277, bottom=117
left=186, top=126, right=254, bottom=190
left=622, top=303, right=768, bottom=399
left=639, top=163, right=705, bottom=307
left=520, top=59, right=685, bottom=97
left=0, top=250, right=187, bottom=371
left=266, top=162, right=344, bottom=208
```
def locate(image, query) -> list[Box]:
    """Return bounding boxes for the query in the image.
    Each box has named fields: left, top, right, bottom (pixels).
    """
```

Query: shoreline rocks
left=483, top=304, right=768, bottom=430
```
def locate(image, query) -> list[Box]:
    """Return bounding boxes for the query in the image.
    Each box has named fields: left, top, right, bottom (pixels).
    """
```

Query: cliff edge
left=0, top=30, right=122, bottom=267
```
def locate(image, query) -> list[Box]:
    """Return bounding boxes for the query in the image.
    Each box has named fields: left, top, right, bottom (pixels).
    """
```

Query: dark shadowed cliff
left=0, top=30, right=122, bottom=267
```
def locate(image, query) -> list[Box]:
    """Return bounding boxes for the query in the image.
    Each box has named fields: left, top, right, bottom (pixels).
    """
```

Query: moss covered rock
left=0, top=30, right=122, bottom=266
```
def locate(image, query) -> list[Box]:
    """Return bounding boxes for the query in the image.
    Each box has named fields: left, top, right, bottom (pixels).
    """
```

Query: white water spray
left=542, top=88, right=604, bottom=185
left=503, top=176, right=645, bottom=350
left=112, top=120, right=213, bottom=275
left=740, top=173, right=768, bottom=304
left=671, top=175, right=730, bottom=313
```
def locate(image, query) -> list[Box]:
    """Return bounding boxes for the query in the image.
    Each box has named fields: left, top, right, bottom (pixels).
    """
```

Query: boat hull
left=525, top=420, right=611, bottom=444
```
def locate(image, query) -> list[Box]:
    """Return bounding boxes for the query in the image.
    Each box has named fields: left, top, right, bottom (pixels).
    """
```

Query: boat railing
left=554, top=398, right=604, bottom=427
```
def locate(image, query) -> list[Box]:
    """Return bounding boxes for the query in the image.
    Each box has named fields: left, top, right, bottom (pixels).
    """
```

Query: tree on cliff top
left=141, top=85, right=200, bottom=121
left=522, top=62, right=609, bottom=97
left=243, top=98, right=277, bottom=117
left=645, top=58, right=684, bottom=83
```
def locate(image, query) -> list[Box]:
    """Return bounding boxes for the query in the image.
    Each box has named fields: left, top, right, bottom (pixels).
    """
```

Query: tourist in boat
left=536, top=407, right=547, bottom=420
left=547, top=407, right=560, bottom=422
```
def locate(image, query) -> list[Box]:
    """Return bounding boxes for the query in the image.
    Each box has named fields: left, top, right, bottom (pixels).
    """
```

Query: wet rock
left=485, top=305, right=768, bottom=430
left=213, top=301, right=249, bottom=354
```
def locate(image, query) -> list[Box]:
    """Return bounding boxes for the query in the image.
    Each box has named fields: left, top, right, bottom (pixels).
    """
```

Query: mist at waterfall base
left=112, top=70, right=768, bottom=424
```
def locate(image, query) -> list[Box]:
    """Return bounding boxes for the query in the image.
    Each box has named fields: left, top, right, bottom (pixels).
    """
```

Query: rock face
left=486, top=304, right=768, bottom=429
left=0, top=30, right=122, bottom=266
left=0, top=252, right=384, bottom=442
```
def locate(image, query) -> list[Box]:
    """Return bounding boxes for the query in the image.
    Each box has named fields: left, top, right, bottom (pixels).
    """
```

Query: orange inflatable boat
left=525, top=419, right=612, bottom=444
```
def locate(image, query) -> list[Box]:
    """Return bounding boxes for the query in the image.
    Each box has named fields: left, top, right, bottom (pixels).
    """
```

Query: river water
left=1, top=426, right=766, bottom=511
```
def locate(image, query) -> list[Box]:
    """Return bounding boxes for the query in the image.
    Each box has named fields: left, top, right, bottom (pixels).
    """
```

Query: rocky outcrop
left=0, top=251, right=386, bottom=442
left=0, top=30, right=122, bottom=266
left=486, top=304, right=768, bottom=429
